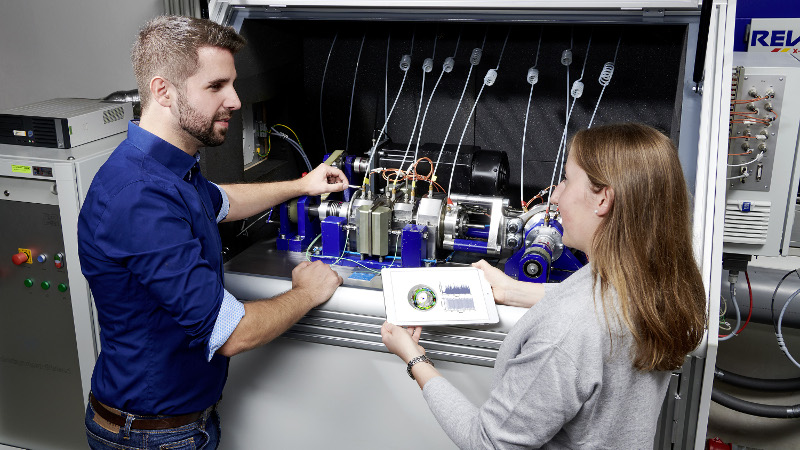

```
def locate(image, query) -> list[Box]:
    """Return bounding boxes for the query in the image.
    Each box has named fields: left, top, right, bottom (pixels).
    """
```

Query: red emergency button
left=12, top=252, right=29, bottom=265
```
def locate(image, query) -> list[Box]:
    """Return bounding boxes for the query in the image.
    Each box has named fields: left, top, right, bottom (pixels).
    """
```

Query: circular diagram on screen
left=408, top=285, right=437, bottom=311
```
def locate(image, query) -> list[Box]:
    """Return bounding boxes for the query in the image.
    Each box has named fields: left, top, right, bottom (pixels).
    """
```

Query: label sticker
left=12, top=165, right=32, bottom=174
left=13, top=130, right=26, bottom=137
left=349, top=272, right=376, bottom=281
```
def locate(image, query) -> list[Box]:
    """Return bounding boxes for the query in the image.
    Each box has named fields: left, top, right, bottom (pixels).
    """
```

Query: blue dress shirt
left=79, top=122, right=244, bottom=415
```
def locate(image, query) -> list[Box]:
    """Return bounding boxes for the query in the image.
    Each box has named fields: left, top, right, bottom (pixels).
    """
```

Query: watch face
left=408, top=284, right=437, bottom=311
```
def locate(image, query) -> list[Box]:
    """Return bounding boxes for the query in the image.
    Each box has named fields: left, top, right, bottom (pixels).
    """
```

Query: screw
left=3, top=190, right=9, bottom=197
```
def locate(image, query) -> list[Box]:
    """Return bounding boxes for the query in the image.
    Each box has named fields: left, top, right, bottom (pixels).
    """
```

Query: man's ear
left=595, top=186, right=614, bottom=217
left=149, top=76, right=174, bottom=108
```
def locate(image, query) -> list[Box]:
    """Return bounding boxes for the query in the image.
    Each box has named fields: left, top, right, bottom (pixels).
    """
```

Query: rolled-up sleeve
left=207, top=289, right=245, bottom=361
left=208, top=181, right=229, bottom=223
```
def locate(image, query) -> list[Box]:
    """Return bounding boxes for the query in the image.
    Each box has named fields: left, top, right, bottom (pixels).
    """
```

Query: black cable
left=715, top=366, right=800, bottom=392
left=712, top=388, right=800, bottom=418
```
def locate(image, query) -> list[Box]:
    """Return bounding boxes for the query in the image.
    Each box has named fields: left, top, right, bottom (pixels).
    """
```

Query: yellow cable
left=273, top=123, right=302, bottom=148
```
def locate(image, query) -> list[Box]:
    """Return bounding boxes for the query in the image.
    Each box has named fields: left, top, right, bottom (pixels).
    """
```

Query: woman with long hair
left=381, top=123, right=707, bottom=449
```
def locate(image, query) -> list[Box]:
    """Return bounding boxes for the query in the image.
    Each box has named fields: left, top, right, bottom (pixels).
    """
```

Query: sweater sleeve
left=422, top=341, right=589, bottom=449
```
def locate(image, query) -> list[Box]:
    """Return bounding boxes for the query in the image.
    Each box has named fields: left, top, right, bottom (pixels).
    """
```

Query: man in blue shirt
left=79, top=16, right=346, bottom=449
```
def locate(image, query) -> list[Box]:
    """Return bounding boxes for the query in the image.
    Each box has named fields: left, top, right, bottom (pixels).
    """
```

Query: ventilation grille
left=31, top=118, right=58, bottom=147
left=723, top=200, right=770, bottom=244
left=103, top=106, right=125, bottom=124
left=0, top=115, right=24, bottom=138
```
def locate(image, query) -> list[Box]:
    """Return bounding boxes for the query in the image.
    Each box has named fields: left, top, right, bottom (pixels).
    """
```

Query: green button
left=58, top=283, right=68, bottom=292
left=24, top=279, right=33, bottom=288
left=40, top=281, right=50, bottom=290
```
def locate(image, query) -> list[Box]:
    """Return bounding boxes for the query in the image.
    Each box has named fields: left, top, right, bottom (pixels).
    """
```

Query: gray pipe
left=714, top=366, right=800, bottom=391
left=720, top=266, right=800, bottom=329
left=712, top=388, right=800, bottom=418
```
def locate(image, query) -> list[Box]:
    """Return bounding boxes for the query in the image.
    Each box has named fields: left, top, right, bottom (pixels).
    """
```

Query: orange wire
left=732, top=96, right=769, bottom=104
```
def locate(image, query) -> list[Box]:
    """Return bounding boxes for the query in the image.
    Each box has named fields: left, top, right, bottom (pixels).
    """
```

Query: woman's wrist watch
left=406, top=354, right=434, bottom=380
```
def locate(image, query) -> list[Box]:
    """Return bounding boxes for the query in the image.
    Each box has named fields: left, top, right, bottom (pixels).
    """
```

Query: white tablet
left=381, top=266, right=499, bottom=326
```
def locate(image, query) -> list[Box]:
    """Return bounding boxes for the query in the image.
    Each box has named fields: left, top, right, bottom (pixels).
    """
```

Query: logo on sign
left=748, top=18, right=800, bottom=53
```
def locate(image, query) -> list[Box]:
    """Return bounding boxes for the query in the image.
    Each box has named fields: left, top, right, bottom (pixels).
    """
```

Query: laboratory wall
left=0, top=0, right=164, bottom=111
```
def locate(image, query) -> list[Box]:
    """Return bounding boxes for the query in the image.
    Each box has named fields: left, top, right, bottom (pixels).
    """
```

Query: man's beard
left=176, top=91, right=230, bottom=147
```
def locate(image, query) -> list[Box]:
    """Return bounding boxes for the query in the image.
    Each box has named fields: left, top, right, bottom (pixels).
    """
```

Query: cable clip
left=443, top=57, right=455, bottom=73
left=422, top=58, right=433, bottom=73
left=470, top=48, right=482, bottom=66
left=527, top=67, right=539, bottom=85
left=484, top=69, right=498, bottom=86
left=400, top=54, right=412, bottom=72
left=561, top=49, right=573, bottom=66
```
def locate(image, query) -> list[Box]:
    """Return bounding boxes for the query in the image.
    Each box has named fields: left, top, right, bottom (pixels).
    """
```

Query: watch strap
left=406, top=354, right=434, bottom=380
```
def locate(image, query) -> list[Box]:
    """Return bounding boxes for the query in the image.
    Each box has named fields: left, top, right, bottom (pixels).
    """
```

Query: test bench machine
left=204, top=1, right=738, bottom=449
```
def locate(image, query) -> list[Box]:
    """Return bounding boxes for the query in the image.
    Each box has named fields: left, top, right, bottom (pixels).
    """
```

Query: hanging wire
left=319, top=33, right=337, bottom=155
left=520, top=27, right=544, bottom=211
left=447, top=28, right=510, bottom=199
left=431, top=29, right=487, bottom=186
left=345, top=33, right=367, bottom=152
left=545, top=31, right=593, bottom=220
left=385, top=33, right=390, bottom=132
left=397, top=32, right=438, bottom=180
left=406, top=30, right=460, bottom=177
left=363, top=30, right=415, bottom=189
left=588, top=35, right=622, bottom=129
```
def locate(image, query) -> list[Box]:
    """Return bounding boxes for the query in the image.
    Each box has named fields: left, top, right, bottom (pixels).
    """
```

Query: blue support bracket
left=401, top=224, right=428, bottom=267
left=277, top=196, right=320, bottom=252
left=321, top=216, right=347, bottom=257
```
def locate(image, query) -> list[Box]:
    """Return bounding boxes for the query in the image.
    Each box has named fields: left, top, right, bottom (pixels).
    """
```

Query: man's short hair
left=131, top=15, right=246, bottom=110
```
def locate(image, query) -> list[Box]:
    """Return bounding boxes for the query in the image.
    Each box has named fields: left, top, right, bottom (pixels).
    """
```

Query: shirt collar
left=126, top=121, right=198, bottom=179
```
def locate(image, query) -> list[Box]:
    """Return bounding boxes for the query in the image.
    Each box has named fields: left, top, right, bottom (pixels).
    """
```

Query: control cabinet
left=723, top=52, right=800, bottom=257
left=0, top=133, right=123, bottom=450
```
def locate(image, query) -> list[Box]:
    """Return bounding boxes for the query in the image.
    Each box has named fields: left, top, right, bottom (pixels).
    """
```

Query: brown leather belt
left=89, top=393, right=209, bottom=430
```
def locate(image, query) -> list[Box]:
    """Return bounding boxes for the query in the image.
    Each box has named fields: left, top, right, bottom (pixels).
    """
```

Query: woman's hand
left=381, top=321, right=425, bottom=363
left=472, top=259, right=545, bottom=308
left=472, top=259, right=517, bottom=305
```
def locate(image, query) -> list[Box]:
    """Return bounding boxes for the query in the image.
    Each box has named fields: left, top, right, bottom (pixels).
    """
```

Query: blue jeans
left=85, top=400, right=220, bottom=450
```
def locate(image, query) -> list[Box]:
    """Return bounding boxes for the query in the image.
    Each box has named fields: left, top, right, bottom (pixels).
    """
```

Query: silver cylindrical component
left=443, top=206, right=467, bottom=239
left=352, top=156, right=370, bottom=174
left=506, top=233, right=523, bottom=250
left=524, top=224, right=564, bottom=262
left=316, top=200, right=346, bottom=219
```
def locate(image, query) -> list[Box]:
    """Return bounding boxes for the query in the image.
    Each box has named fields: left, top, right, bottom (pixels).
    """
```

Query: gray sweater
left=422, top=264, right=670, bottom=449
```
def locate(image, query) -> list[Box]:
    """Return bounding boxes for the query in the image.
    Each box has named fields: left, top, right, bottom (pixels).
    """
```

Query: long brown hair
left=569, top=123, right=706, bottom=372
